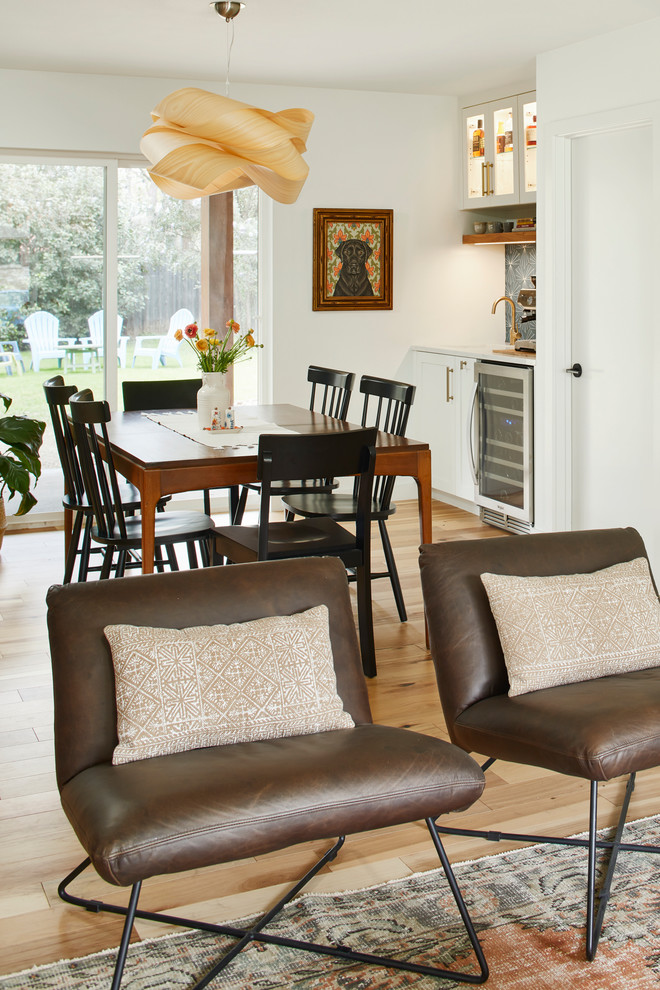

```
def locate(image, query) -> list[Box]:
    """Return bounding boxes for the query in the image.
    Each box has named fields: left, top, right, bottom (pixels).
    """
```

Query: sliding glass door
left=0, top=156, right=261, bottom=520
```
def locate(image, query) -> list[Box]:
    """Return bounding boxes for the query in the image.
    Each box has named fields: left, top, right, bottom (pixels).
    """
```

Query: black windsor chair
left=231, top=365, right=354, bottom=525
left=121, top=377, right=240, bottom=519
left=43, top=375, right=171, bottom=583
left=69, top=389, right=214, bottom=578
left=213, top=427, right=380, bottom=676
left=282, top=374, right=415, bottom=622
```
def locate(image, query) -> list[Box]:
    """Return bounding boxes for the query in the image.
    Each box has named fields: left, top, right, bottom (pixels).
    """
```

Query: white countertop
left=411, top=344, right=535, bottom=366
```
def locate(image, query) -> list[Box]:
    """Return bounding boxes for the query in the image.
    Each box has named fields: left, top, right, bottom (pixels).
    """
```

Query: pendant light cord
left=225, top=18, right=235, bottom=96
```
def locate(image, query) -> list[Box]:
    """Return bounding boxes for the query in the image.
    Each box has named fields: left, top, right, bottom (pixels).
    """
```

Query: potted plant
left=0, top=392, right=46, bottom=549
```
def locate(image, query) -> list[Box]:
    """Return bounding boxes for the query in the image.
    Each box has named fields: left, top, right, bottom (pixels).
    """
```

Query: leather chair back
left=419, top=527, right=648, bottom=740
left=47, top=556, right=372, bottom=789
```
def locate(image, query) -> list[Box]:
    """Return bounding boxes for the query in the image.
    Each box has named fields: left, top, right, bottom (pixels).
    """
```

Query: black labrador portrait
left=333, top=238, right=374, bottom=297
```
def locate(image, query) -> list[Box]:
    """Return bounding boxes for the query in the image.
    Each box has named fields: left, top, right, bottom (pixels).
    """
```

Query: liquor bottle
left=504, top=113, right=513, bottom=153
left=472, top=119, right=484, bottom=158
left=496, top=120, right=505, bottom=155
left=526, top=115, right=537, bottom=147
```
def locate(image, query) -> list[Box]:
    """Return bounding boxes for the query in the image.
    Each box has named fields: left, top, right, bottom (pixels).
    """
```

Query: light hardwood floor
left=1, top=500, right=659, bottom=975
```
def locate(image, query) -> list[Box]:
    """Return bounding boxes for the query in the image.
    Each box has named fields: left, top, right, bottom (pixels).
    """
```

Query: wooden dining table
left=89, top=403, right=432, bottom=575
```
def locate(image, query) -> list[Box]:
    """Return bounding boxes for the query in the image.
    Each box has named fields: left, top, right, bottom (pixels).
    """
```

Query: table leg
left=139, top=478, right=161, bottom=574
left=415, top=448, right=433, bottom=547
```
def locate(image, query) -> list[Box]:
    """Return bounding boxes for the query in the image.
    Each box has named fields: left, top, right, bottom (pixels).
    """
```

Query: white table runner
left=144, top=411, right=297, bottom=449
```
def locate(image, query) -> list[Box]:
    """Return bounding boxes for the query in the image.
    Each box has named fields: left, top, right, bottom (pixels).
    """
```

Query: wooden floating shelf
left=462, top=231, right=536, bottom=245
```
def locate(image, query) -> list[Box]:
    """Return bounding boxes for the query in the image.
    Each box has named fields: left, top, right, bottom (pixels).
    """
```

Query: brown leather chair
left=419, top=527, right=660, bottom=961
left=48, top=556, right=488, bottom=989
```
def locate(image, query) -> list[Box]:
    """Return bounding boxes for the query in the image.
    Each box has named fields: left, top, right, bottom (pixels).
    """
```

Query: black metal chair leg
left=378, top=519, right=407, bottom=622
left=58, top=828, right=488, bottom=988
left=110, top=881, right=142, bottom=990
left=355, top=563, right=376, bottom=677
left=586, top=773, right=636, bottom=960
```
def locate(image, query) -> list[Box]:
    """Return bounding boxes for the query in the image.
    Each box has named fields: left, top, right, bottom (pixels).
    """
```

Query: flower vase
left=197, top=372, right=230, bottom=431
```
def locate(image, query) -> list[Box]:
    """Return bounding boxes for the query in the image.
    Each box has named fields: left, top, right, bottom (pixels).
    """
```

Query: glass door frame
left=0, top=150, right=272, bottom=409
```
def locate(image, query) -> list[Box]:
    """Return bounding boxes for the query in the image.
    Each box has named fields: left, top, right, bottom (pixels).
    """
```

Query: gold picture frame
left=312, top=208, right=393, bottom=311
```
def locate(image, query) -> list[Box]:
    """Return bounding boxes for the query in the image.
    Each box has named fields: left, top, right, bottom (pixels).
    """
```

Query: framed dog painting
left=312, top=208, right=393, bottom=311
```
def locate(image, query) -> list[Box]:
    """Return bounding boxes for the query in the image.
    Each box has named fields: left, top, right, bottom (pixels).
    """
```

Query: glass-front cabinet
left=461, top=92, right=536, bottom=209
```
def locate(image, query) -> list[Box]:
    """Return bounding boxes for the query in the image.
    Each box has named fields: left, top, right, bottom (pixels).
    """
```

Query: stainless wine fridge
left=469, top=361, right=534, bottom=533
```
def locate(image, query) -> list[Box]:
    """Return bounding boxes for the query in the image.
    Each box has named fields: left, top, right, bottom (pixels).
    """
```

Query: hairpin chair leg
left=58, top=826, right=488, bottom=989
left=435, top=763, right=659, bottom=961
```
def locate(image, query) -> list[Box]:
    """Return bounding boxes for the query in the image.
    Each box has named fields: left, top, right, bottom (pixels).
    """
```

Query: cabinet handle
left=481, top=161, right=487, bottom=197
left=460, top=359, right=468, bottom=370
left=487, top=161, right=494, bottom=195
left=446, top=366, right=454, bottom=402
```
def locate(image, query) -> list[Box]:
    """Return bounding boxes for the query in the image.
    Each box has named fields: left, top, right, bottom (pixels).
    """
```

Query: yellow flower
left=210, top=337, right=220, bottom=346
left=195, top=338, right=209, bottom=352
left=203, top=327, right=215, bottom=338
left=174, top=328, right=183, bottom=341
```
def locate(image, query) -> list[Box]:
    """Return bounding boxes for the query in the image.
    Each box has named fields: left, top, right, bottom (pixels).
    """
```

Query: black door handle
left=566, top=363, right=582, bottom=378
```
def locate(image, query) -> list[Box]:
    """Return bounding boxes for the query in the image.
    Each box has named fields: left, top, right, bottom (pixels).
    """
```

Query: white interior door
left=570, top=122, right=656, bottom=558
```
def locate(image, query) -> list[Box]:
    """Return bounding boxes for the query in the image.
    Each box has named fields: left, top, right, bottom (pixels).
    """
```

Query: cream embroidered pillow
left=105, top=605, right=354, bottom=765
left=481, top=557, right=660, bottom=697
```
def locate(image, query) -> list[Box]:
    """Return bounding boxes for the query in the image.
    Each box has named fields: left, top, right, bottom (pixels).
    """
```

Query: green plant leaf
left=6, top=445, right=42, bottom=479
left=0, top=454, right=29, bottom=497
left=0, top=393, right=11, bottom=413
left=14, top=490, right=37, bottom=516
left=0, top=415, right=45, bottom=454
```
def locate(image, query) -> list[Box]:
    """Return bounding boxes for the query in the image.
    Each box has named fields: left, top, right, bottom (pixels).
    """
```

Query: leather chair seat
left=61, top=725, right=484, bottom=887
left=454, top=667, right=660, bottom=780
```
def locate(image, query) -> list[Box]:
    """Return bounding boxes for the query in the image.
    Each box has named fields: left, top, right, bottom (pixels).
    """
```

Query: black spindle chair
left=282, top=375, right=415, bottom=622
left=232, top=365, right=354, bottom=525
left=69, top=389, right=214, bottom=578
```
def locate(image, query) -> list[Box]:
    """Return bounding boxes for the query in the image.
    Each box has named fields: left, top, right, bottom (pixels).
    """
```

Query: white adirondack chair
left=131, top=308, right=194, bottom=369
left=24, top=311, right=73, bottom=372
left=85, top=311, right=128, bottom=368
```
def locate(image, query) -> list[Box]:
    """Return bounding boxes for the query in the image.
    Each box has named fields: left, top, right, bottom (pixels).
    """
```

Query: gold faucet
left=492, top=296, right=521, bottom=345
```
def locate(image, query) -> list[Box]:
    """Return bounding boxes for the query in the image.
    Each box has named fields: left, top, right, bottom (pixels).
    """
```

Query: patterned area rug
left=3, top=817, right=660, bottom=989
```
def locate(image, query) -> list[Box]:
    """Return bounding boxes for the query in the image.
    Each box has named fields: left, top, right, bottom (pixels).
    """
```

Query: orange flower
left=366, top=261, right=374, bottom=276
left=225, top=319, right=240, bottom=333
left=184, top=323, right=198, bottom=339
left=203, top=327, right=215, bottom=338
left=195, top=338, right=209, bottom=353
left=173, top=328, right=183, bottom=341
left=245, top=332, right=255, bottom=347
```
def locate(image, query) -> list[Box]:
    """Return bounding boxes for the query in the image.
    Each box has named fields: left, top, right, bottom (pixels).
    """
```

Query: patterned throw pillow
left=481, top=557, right=660, bottom=697
left=105, top=605, right=354, bottom=765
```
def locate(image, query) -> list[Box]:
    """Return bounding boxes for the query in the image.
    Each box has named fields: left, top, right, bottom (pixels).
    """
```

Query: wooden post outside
left=201, top=192, right=234, bottom=397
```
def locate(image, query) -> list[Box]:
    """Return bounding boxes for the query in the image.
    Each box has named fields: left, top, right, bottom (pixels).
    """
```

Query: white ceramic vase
left=197, top=372, right=230, bottom=431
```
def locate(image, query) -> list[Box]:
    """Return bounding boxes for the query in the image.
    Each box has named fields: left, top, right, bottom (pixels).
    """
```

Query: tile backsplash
left=504, top=244, right=536, bottom=342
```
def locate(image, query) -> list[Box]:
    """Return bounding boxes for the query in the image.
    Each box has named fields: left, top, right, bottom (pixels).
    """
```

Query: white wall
left=1, top=68, right=503, bottom=409
left=535, top=18, right=660, bottom=558
left=538, top=19, right=660, bottom=123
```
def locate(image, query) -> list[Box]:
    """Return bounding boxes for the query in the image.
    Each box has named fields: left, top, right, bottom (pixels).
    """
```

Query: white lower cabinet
left=411, top=349, right=476, bottom=505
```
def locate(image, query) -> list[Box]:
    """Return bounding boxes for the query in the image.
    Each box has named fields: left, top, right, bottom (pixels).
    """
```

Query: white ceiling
left=2, top=0, right=659, bottom=98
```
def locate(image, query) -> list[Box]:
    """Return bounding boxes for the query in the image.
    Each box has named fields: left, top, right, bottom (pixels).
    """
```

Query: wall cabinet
left=461, top=91, right=536, bottom=210
left=411, top=350, right=476, bottom=504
